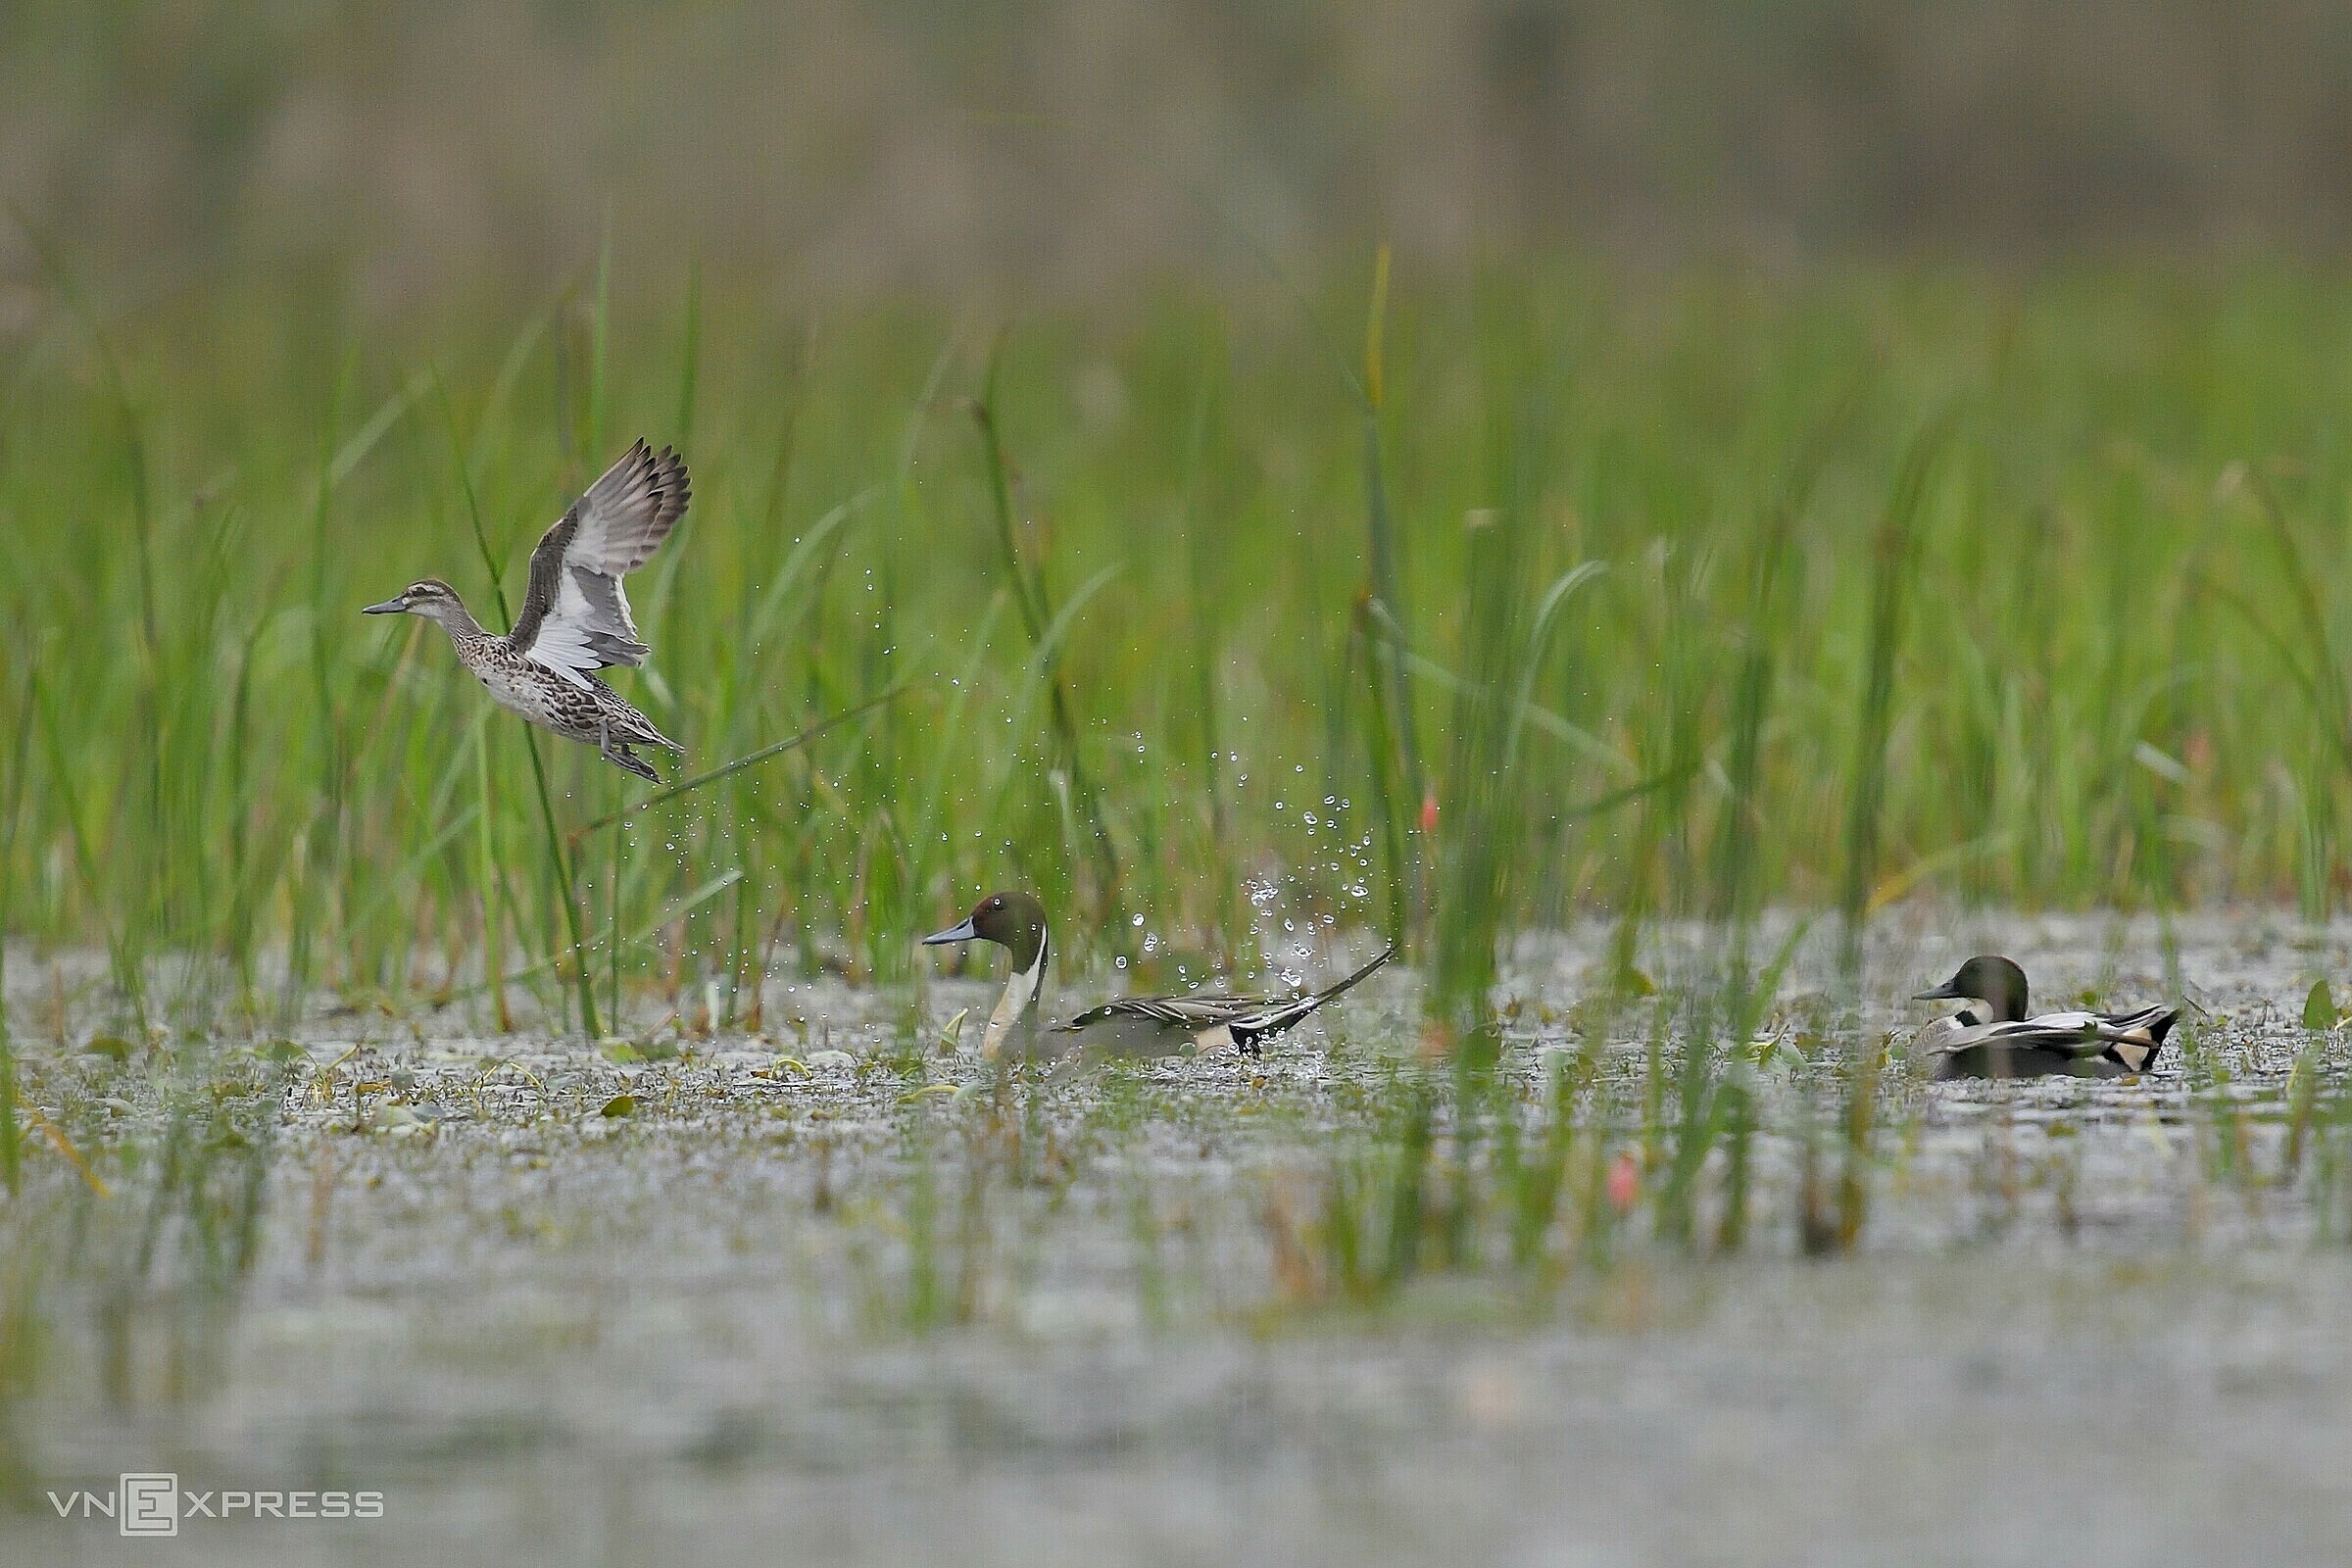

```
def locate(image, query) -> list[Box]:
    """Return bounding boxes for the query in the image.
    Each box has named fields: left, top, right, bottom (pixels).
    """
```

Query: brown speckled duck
left=365, top=440, right=688, bottom=783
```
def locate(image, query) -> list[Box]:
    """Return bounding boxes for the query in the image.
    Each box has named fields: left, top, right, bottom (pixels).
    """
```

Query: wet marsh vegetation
left=6, top=914, right=2352, bottom=1561
left=9, top=264, right=2352, bottom=1558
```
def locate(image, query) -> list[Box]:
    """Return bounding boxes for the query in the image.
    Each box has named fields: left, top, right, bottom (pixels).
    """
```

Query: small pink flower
left=1605, top=1152, right=1640, bottom=1214
left=1418, top=792, right=1440, bottom=834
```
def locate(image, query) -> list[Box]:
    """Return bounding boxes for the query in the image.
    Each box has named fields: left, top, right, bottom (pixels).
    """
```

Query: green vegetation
left=12, top=261, right=2352, bottom=1031
left=6, top=261, right=2352, bottom=1451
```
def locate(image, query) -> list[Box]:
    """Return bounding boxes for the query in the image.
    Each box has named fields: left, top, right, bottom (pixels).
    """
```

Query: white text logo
left=45, top=1475, right=385, bottom=1537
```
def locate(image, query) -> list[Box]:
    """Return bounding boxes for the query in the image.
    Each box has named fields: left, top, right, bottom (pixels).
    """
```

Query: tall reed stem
left=971, top=343, right=1124, bottom=933
left=433, top=375, right=604, bottom=1038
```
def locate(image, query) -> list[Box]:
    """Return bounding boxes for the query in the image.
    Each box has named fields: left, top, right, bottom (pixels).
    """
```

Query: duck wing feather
left=1926, top=1004, right=2179, bottom=1072
left=1052, top=946, right=1394, bottom=1043
left=511, top=440, right=690, bottom=685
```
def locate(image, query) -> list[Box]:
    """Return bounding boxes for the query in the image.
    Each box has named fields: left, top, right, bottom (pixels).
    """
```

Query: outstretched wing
left=510, top=440, right=690, bottom=685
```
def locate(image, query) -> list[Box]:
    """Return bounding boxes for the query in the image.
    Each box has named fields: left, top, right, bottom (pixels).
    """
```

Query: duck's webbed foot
left=598, top=734, right=660, bottom=783
left=591, top=718, right=660, bottom=784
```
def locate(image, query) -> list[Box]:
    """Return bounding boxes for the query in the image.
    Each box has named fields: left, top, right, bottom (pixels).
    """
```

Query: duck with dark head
left=923, top=891, right=1392, bottom=1061
left=1911, top=955, right=2178, bottom=1080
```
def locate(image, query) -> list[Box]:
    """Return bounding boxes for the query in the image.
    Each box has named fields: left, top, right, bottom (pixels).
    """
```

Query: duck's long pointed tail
left=1310, top=945, right=1397, bottom=1010
left=1243, top=945, right=1398, bottom=1044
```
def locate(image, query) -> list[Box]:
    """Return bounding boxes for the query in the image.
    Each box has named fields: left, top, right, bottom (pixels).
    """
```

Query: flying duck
left=364, top=439, right=689, bottom=783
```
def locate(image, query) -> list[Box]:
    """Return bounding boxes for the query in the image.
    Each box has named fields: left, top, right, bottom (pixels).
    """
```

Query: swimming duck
left=365, top=439, right=689, bottom=782
left=920, top=891, right=1394, bottom=1060
left=1910, top=955, right=2178, bottom=1080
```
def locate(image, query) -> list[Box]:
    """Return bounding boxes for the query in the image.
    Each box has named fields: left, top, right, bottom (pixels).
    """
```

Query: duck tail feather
left=1312, top=944, right=1397, bottom=1007
left=2098, top=1005, right=2180, bottom=1073
left=2098, top=1004, right=2180, bottom=1048
left=1231, top=946, right=1398, bottom=1050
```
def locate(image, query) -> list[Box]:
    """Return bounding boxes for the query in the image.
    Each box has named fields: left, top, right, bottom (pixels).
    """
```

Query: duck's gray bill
left=361, top=597, right=406, bottom=614
left=1912, top=982, right=1961, bottom=1001
left=922, top=918, right=978, bottom=946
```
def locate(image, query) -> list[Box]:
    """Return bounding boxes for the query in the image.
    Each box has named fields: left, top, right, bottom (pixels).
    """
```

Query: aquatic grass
left=1828, top=418, right=1947, bottom=1250
left=0, top=1037, right=294, bottom=1445
left=1358, top=246, right=1427, bottom=949
left=13, top=263, right=2352, bottom=1036
left=431, top=373, right=603, bottom=1038
left=972, top=345, right=1124, bottom=934
left=2283, top=980, right=2332, bottom=1183
left=0, top=1182, right=59, bottom=1505
left=0, top=661, right=24, bottom=1193
left=1283, top=1076, right=1437, bottom=1305
left=2314, top=1051, right=2352, bottom=1245
left=1657, top=411, right=1844, bottom=1249
left=1424, top=369, right=1574, bottom=1049
left=1271, top=1039, right=1647, bottom=1314
left=1177, top=369, right=1242, bottom=960
left=1838, top=417, right=1948, bottom=967
left=2199, top=466, right=2352, bottom=923
left=115, top=1064, right=285, bottom=1405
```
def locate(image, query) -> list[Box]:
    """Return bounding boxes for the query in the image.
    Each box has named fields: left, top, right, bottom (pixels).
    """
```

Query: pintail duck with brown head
left=922, top=891, right=1392, bottom=1061
left=1911, top=955, right=2178, bottom=1080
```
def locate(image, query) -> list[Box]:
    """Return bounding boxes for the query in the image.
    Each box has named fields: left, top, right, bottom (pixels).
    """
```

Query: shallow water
left=6, top=911, right=2352, bottom=1565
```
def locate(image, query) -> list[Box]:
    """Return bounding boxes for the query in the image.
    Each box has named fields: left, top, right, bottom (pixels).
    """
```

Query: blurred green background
left=7, top=0, right=2352, bottom=303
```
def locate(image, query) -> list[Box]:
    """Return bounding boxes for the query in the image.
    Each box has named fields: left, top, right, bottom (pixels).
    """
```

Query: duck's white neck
left=984, top=931, right=1050, bottom=1058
